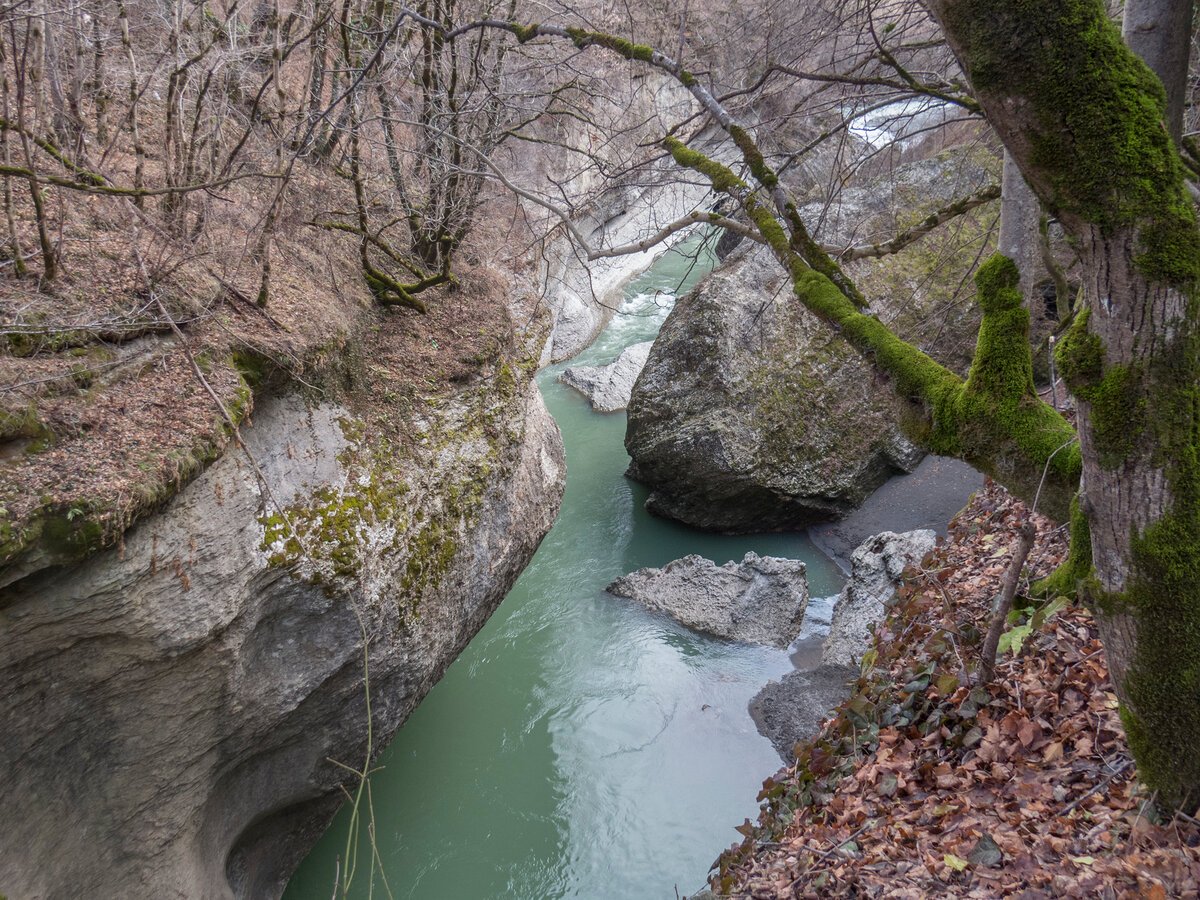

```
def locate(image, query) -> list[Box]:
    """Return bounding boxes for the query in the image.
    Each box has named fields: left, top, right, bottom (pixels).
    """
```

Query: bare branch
left=828, top=183, right=1000, bottom=261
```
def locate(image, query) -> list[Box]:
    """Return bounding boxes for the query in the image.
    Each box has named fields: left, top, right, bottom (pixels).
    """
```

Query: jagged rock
left=822, top=529, right=937, bottom=667
left=0, top=380, right=564, bottom=900
left=625, top=242, right=924, bottom=531
left=560, top=341, right=653, bottom=412
left=750, top=665, right=857, bottom=762
left=606, top=552, right=808, bottom=649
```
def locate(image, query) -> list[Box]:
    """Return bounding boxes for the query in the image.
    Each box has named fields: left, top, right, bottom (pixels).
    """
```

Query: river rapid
left=285, top=240, right=844, bottom=900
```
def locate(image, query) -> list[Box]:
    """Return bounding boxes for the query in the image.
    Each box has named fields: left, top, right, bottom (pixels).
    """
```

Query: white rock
left=560, top=341, right=653, bottom=412
left=821, top=529, right=937, bottom=667
left=607, top=552, right=808, bottom=649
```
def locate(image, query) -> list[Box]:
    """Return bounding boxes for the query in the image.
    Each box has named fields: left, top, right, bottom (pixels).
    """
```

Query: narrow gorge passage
left=285, top=240, right=844, bottom=900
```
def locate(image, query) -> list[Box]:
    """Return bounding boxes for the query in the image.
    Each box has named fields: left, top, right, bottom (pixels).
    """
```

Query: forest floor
left=711, top=481, right=1200, bottom=898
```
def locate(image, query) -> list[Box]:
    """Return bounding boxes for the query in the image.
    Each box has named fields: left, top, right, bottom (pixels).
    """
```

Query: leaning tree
left=926, top=0, right=1200, bottom=814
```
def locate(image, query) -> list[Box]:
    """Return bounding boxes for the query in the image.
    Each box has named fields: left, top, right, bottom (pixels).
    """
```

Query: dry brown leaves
left=715, top=482, right=1200, bottom=898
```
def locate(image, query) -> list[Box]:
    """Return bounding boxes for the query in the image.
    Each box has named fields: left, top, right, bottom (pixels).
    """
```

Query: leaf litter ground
left=711, top=481, right=1200, bottom=898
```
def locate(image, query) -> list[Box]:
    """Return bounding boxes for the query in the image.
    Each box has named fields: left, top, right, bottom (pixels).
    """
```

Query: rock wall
left=526, top=71, right=734, bottom=363
left=0, top=373, right=564, bottom=898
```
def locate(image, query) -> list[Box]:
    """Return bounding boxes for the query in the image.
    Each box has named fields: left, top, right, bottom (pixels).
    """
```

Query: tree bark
left=998, top=150, right=1043, bottom=305
left=928, top=0, right=1200, bottom=814
left=1123, top=0, right=1194, bottom=143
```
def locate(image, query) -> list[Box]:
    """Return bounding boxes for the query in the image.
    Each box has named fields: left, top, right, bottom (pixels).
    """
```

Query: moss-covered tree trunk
left=1123, top=0, right=1194, bottom=144
left=928, top=0, right=1200, bottom=813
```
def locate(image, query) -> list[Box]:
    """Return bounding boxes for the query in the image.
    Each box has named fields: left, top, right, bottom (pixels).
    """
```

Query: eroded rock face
left=625, top=243, right=924, bottom=532
left=559, top=341, right=653, bottom=412
left=534, top=75, right=721, bottom=363
left=821, top=529, right=937, bottom=668
left=606, top=552, right=808, bottom=649
left=0, top=382, right=564, bottom=900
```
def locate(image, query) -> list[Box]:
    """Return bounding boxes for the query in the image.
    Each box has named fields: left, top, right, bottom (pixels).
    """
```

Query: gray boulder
left=606, top=552, right=808, bottom=649
left=625, top=243, right=923, bottom=531
left=821, top=529, right=937, bottom=667
left=623, top=151, right=993, bottom=533
left=749, top=665, right=857, bottom=761
left=560, top=341, right=653, bottom=412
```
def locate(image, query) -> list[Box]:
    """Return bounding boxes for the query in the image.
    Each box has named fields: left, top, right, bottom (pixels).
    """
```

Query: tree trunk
left=998, top=150, right=1043, bottom=305
left=1123, top=0, right=1194, bottom=143
left=928, top=0, right=1200, bottom=813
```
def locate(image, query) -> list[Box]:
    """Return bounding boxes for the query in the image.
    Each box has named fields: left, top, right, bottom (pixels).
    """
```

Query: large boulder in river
left=560, top=341, right=652, bottom=412
left=624, top=150, right=994, bottom=533
left=625, top=243, right=924, bottom=531
left=606, top=552, right=808, bottom=648
left=822, top=529, right=937, bottom=667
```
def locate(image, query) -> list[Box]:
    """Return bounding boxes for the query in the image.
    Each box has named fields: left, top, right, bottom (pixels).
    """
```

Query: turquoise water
left=285, top=240, right=843, bottom=900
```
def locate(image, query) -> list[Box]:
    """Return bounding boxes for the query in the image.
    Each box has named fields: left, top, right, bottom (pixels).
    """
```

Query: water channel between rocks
left=285, top=239, right=845, bottom=900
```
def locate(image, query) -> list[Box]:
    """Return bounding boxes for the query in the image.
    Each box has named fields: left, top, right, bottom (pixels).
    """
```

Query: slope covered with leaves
left=712, top=482, right=1200, bottom=898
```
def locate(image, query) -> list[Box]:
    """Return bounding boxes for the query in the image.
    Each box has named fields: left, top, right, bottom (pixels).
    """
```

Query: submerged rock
left=560, top=340, right=653, bottom=412
left=606, top=552, right=808, bottom=649
left=822, top=529, right=937, bottom=667
left=750, top=665, right=857, bottom=762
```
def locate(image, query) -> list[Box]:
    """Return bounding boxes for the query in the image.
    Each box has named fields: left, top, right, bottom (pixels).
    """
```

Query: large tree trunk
left=928, top=0, right=1200, bottom=813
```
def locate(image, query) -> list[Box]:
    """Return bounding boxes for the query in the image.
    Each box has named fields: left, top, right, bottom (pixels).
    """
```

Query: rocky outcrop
left=624, top=151, right=994, bottom=533
left=560, top=341, right=652, bottom=412
left=749, top=665, right=857, bottom=762
left=821, top=529, right=937, bottom=668
left=606, top=552, right=808, bottom=649
left=625, top=242, right=924, bottom=531
left=751, top=529, right=939, bottom=762
left=0, top=368, right=564, bottom=898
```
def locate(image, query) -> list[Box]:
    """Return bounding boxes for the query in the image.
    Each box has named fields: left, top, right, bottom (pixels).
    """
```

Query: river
left=284, top=239, right=844, bottom=900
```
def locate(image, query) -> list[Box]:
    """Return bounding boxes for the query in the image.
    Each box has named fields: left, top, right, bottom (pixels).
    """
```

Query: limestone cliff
left=0, top=306, right=564, bottom=899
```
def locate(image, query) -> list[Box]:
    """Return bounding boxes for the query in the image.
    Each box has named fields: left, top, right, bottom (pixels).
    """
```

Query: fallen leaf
left=944, top=853, right=969, bottom=872
left=966, top=833, right=1004, bottom=868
